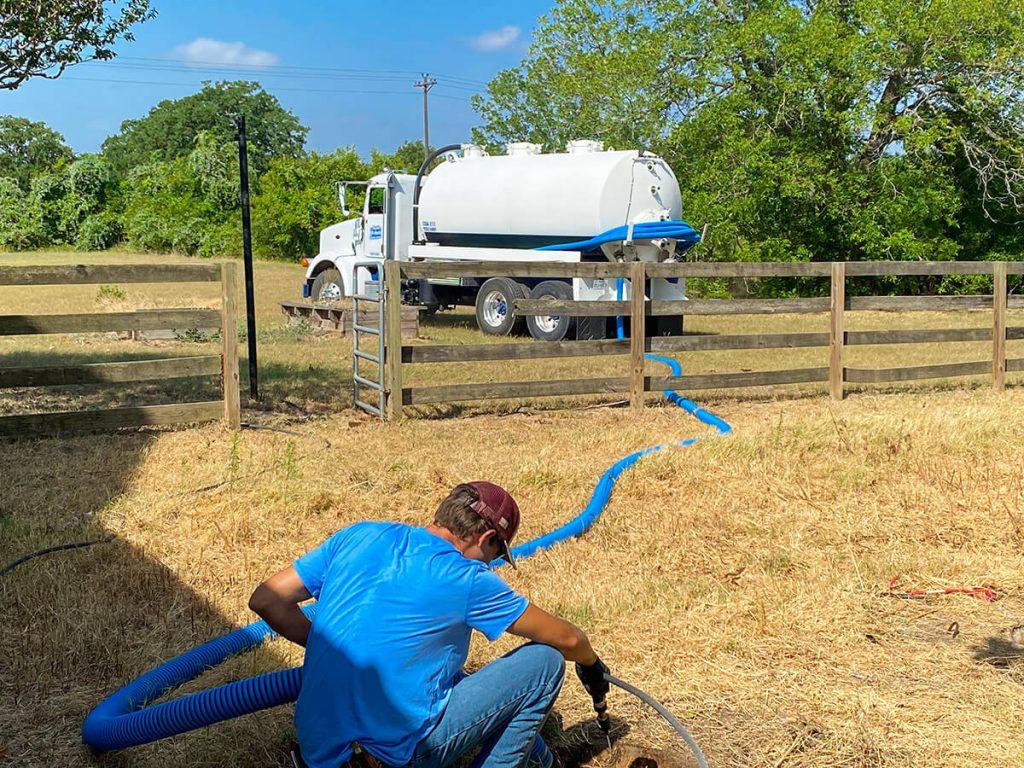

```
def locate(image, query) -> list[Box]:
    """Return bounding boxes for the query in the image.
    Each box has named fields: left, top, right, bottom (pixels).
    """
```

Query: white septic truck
left=300, top=140, right=696, bottom=341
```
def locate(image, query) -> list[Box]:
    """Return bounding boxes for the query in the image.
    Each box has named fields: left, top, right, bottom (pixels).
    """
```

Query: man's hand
left=575, top=656, right=610, bottom=700
left=249, top=565, right=313, bottom=647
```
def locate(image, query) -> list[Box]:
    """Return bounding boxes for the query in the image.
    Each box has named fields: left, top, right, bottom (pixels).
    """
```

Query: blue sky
left=3, top=0, right=554, bottom=156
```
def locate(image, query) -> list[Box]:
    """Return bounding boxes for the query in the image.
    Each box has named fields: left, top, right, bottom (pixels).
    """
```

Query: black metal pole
left=236, top=115, right=259, bottom=400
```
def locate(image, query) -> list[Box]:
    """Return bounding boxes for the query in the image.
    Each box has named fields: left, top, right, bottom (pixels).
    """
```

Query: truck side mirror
left=337, top=182, right=350, bottom=216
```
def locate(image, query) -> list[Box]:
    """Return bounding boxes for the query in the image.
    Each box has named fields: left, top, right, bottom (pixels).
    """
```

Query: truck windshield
left=367, top=187, right=384, bottom=214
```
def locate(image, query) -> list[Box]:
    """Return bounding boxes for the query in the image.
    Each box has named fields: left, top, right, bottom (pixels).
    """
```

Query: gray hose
left=605, top=674, right=709, bottom=768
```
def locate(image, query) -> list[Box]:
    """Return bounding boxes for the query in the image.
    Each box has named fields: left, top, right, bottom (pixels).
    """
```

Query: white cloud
left=172, top=38, right=280, bottom=67
left=468, top=25, right=521, bottom=53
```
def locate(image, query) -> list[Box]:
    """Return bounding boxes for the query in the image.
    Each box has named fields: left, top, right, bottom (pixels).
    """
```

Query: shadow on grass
left=972, top=636, right=1024, bottom=668
left=0, top=431, right=296, bottom=767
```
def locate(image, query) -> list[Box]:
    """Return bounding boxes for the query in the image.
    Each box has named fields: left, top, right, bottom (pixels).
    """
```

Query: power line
left=114, top=55, right=491, bottom=86
left=62, top=75, right=473, bottom=102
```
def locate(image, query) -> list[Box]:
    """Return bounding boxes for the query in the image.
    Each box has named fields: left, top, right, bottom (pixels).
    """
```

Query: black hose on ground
left=411, top=143, right=463, bottom=244
left=0, top=535, right=114, bottom=577
left=605, top=674, right=709, bottom=768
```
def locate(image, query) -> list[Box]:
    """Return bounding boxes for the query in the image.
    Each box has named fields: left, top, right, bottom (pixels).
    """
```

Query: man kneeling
left=250, top=481, right=610, bottom=768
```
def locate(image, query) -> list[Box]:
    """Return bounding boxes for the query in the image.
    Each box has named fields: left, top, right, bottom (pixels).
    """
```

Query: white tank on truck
left=418, top=141, right=683, bottom=264
left=300, top=140, right=700, bottom=342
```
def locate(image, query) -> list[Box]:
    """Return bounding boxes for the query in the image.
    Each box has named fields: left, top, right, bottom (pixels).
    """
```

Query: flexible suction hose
left=83, top=225, right=724, bottom=764
left=606, top=674, right=709, bottom=768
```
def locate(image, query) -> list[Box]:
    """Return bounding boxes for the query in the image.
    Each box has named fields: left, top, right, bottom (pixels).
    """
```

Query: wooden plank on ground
left=845, top=327, right=992, bottom=345
left=646, top=262, right=833, bottom=278
left=403, top=376, right=630, bottom=405
left=0, top=308, right=221, bottom=336
left=0, top=356, right=221, bottom=388
left=0, top=401, right=224, bottom=439
left=403, top=338, right=631, bottom=364
left=843, top=360, right=990, bottom=383
left=0, top=263, right=221, bottom=286
left=399, top=261, right=631, bottom=279
left=648, top=367, right=829, bottom=391
left=220, top=262, right=241, bottom=428
left=846, top=295, right=991, bottom=312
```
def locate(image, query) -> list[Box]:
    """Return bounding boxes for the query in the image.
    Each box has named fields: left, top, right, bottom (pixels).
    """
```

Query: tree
left=0, top=0, right=154, bottom=90
left=473, top=0, right=1024, bottom=263
left=121, top=132, right=241, bottom=256
left=0, top=116, right=73, bottom=189
left=102, top=81, right=308, bottom=176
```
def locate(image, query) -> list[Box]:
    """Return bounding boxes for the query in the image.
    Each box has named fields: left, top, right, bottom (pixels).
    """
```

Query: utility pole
left=413, top=73, right=437, bottom=161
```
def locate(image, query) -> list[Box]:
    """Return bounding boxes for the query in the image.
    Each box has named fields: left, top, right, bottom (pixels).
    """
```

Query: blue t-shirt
left=293, top=521, right=529, bottom=768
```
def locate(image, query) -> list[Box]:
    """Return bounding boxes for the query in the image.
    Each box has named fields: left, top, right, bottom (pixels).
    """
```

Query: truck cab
left=301, top=172, right=416, bottom=301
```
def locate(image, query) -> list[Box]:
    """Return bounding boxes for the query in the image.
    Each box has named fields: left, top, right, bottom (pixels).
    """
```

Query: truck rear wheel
left=311, top=268, right=344, bottom=304
left=475, top=278, right=526, bottom=336
left=526, top=281, right=574, bottom=342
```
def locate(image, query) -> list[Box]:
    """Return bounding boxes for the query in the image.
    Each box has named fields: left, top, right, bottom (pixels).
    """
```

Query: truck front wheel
left=311, top=268, right=344, bottom=304
left=526, top=281, right=574, bottom=342
left=475, top=278, right=525, bottom=336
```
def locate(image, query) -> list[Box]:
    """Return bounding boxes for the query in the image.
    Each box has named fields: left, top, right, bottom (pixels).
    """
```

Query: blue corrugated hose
left=83, top=223, right=724, bottom=765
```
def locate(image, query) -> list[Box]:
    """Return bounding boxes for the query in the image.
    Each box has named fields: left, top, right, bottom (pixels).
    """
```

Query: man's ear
left=478, top=528, right=497, bottom=550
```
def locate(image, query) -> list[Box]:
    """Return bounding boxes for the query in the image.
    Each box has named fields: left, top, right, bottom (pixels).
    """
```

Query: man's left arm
left=249, top=565, right=313, bottom=647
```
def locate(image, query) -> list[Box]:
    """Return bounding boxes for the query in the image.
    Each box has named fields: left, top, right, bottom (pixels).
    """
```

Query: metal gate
left=352, top=172, right=398, bottom=418
left=351, top=261, right=385, bottom=417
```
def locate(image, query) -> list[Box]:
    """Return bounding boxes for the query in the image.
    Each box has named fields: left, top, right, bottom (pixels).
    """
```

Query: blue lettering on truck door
left=369, top=225, right=382, bottom=240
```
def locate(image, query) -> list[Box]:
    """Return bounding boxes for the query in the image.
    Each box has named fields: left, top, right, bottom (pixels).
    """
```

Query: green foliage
left=101, top=81, right=307, bottom=176
left=0, top=0, right=154, bottom=90
left=0, top=176, right=42, bottom=249
left=251, top=148, right=369, bottom=261
left=474, top=0, right=1024, bottom=268
left=121, top=132, right=241, bottom=257
left=0, top=116, right=73, bottom=188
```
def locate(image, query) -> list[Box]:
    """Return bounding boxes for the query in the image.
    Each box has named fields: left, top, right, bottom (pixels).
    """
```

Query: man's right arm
left=249, top=565, right=313, bottom=647
left=507, top=603, right=599, bottom=665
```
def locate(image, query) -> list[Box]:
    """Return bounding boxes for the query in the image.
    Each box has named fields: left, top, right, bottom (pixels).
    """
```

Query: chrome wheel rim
left=482, top=290, right=509, bottom=328
left=318, top=281, right=343, bottom=302
left=534, top=314, right=561, bottom=334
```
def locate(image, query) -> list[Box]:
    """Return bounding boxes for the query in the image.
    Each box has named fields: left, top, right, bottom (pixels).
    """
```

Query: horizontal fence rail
left=384, top=259, right=1023, bottom=417
left=0, top=262, right=240, bottom=438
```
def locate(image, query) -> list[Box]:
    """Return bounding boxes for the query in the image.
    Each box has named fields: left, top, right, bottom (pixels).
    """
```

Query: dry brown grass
left=3, top=251, right=1024, bottom=767
left=4, top=388, right=1024, bottom=767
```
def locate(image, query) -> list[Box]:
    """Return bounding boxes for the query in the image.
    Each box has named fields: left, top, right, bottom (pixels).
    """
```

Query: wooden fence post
left=630, top=260, right=646, bottom=409
left=220, top=261, right=241, bottom=429
left=829, top=261, right=845, bottom=400
left=384, top=260, right=404, bottom=421
left=993, top=261, right=1007, bottom=391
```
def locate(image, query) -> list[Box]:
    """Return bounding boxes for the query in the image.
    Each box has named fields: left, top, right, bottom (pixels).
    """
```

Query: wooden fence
left=381, top=259, right=1024, bottom=420
left=0, top=263, right=241, bottom=438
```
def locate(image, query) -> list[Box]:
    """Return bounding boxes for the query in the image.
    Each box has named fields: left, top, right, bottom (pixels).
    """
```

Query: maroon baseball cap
left=467, top=481, right=520, bottom=567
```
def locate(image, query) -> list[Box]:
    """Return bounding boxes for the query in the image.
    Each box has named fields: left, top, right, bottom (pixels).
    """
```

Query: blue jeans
left=406, top=643, right=565, bottom=768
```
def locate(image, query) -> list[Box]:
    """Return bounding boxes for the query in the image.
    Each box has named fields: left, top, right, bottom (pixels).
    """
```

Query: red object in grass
left=887, top=574, right=999, bottom=602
